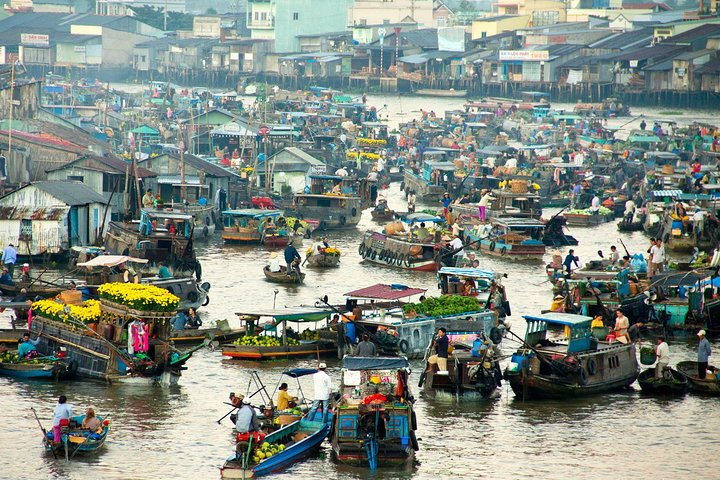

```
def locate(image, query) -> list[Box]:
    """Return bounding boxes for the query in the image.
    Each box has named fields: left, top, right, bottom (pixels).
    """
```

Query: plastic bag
left=630, top=253, right=647, bottom=273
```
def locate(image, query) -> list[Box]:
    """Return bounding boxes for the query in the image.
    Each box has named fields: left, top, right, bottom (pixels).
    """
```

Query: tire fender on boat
left=500, top=246, right=507, bottom=256
left=188, top=290, right=199, bottom=303
left=319, top=221, right=328, bottom=230
left=403, top=255, right=411, bottom=267
left=370, top=250, right=377, bottom=260
left=358, top=243, right=366, bottom=256
left=489, top=241, right=496, bottom=252
left=586, top=357, right=597, bottom=376
left=398, top=339, right=410, bottom=353
left=351, top=207, right=358, bottom=217
left=202, top=294, right=210, bottom=306
left=203, top=225, right=209, bottom=237
left=578, top=367, right=588, bottom=385
left=339, top=216, right=347, bottom=225
left=490, top=327, right=503, bottom=344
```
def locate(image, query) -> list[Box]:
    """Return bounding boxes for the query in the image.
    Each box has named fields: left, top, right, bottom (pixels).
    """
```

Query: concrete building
left=495, top=0, right=567, bottom=25
left=348, top=0, right=434, bottom=27
left=0, top=180, right=110, bottom=255
left=471, top=15, right=529, bottom=40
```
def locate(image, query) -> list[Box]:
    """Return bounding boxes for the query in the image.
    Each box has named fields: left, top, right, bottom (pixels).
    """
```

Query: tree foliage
left=129, top=5, right=194, bottom=31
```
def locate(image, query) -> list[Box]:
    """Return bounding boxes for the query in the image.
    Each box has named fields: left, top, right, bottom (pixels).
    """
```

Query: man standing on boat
left=284, top=240, right=302, bottom=276
left=308, top=363, right=332, bottom=423
left=1, top=243, right=17, bottom=278
left=697, top=330, right=712, bottom=379
left=426, top=328, right=449, bottom=373
left=655, top=337, right=670, bottom=378
left=563, top=250, right=579, bottom=278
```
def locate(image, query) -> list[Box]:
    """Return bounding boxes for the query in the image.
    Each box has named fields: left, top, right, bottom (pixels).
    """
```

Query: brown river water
left=1, top=95, right=719, bottom=479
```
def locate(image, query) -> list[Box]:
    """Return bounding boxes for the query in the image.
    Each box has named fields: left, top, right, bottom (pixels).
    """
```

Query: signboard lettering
left=21, top=33, right=49, bottom=46
left=499, top=50, right=549, bottom=61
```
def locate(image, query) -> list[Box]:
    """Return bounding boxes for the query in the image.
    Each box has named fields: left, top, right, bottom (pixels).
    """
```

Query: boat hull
left=637, top=368, right=688, bottom=395
left=263, top=266, right=305, bottom=284
left=306, top=254, right=341, bottom=268
left=222, top=342, right=336, bottom=360
left=563, top=213, right=614, bottom=226
left=676, top=361, right=720, bottom=395
left=0, top=361, right=68, bottom=379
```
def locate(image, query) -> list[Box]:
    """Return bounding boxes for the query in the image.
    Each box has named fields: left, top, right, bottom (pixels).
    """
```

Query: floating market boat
left=415, top=88, right=467, bottom=97
left=403, top=158, right=456, bottom=201
left=221, top=209, right=289, bottom=246
left=290, top=175, right=363, bottom=229
left=0, top=353, right=72, bottom=380
left=676, top=361, right=720, bottom=395
left=28, top=284, right=200, bottom=386
left=221, top=308, right=336, bottom=360
left=562, top=207, right=614, bottom=226
left=220, top=418, right=330, bottom=479
left=637, top=367, right=688, bottom=395
left=0, top=282, right=64, bottom=298
left=168, top=319, right=244, bottom=345
left=304, top=248, right=341, bottom=268
left=44, top=413, right=109, bottom=457
left=359, top=213, right=445, bottom=272
left=331, top=356, right=418, bottom=469
left=505, top=313, right=639, bottom=399
left=263, top=266, right=305, bottom=284
left=104, top=210, right=199, bottom=276
left=463, top=217, right=546, bottom=259
left=72, top=255, right=211, bottom=310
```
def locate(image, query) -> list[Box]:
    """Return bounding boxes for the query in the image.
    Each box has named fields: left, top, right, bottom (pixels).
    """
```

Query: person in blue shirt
left=2, top=243, right=17, bottom=277
left=17, top=332, right=40, bottom=358
left=284, top=240, right=302, bottom=276
left=697, top=329, right=712, bottom=379
left=563, top=249, right=580, bottom=278
left=157, top=262, right=172, bottom=279
left=171, top=311, right=187, bottom=330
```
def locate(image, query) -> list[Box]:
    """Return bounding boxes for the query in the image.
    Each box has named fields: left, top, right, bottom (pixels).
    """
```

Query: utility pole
left=164, top=0, right=168, bottom=31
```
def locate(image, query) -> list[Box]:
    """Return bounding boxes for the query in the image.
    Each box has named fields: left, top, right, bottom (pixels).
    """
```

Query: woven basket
left=662, top=164, right=674, bottom=175
left=512, top=180, right=529, bottom=194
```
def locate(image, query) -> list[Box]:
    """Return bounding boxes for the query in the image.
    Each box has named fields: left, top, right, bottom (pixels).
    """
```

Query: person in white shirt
left=693, top=208, right=705, bottom=239
left=478, top=191, right=494, bottom=222
left=609, top=245, right=619, bottom=266
left=268, top=252, right=282, bottom=273
left=505, top=157, right=517, bottom=169
left=624, top=199, right=636, bottom=222
left=649, top=239, right=666, bottom=278
left=449, top=234, right=464, bottom=266
left=589, top=195, right=600, bottom=213
left=308, top=363, right=332, bottom=423
left=655, top=336, right=670, bottom=378
left=52, top=395, right=73, bottom=444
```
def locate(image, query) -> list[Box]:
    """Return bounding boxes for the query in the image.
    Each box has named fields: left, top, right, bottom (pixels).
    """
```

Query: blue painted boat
left=220, top=418, right=330, bottom=479
left=0, top=355, right=71, bottom=380
left=45, top=414, right=110, bottom=456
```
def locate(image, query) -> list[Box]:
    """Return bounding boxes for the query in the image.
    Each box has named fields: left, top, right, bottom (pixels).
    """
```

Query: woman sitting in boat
left=81, top=407, right=102, bottom=432
left=185, top=308, right=202, bottom=329
left=461, top=278, right=477, bottom=296
left=275, top=383, right=298, bottom=411
left=672, top=201, right=689, bottom=231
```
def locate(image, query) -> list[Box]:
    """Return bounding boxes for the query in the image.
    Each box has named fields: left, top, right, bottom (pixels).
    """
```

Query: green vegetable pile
left=565, top=206, right=612, bottom=216
left=402, top=295, right=482, bottom=317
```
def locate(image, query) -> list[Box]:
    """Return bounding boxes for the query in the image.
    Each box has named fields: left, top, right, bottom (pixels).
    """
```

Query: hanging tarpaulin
left=438, top=26, right=465, bottom=52
left=567, top=69, right=583, bottom=85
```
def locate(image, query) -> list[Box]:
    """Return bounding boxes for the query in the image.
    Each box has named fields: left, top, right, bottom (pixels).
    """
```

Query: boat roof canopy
left=401, top=212, right=444, bottom=223
left=77, top=255, right=149, bottom=267
left=235, top=307, right=331, bottom=322
left=282, top=368, right=318, bottom=378
left=522, top=312, right=593, bottom=327
left=342, top=356, right=410, bottom=371
left=344, top=283, right=427, bottom=300
left=438, top=267, right=496, bottom=280
left=222, top=209, right=282, bottom=218
left=141, top=209, right=193, bottom=220
left=495, top=217, right=545, bottom=228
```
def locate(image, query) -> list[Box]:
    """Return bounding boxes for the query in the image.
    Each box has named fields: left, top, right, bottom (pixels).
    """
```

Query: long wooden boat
left=676, top=361, right=720, bottom=395
left=45, top=414, right=109, bottom=456
left=370, top=209, right=395, bottom=222
left=563, top=212, right=614, bottom=226
left=0, top=355, right=72, bottom=379
left=168, top=325, right=245, bottom=345
left=222, top=341, right=336, bottom=360
left=0, top=282, right=64, bottom=297
left=637, top=367, right=688, bottom=395
left=305, top=253, right=340, bottom=268
left=415, top=88, right=466, bottom=98
left=463, top=217, right=546, bottom=259
left=221, top=209, right=286, bottom=244
left=505, top=313, right=639, bottom=399
left=332, top=357, right=418, bottom=469
left=220, top=419, right=330, bottom=479
left=263, top=266, right=305, bottom=284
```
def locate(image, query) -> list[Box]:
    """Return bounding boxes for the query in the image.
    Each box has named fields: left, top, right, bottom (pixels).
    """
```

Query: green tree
left=205, top=7, right=218, bottom=14
left=129, top=5, right=194, bottom=31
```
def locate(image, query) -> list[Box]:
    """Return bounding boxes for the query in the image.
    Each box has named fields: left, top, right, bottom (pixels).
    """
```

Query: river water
left=2, top=95, right=719, bottom=479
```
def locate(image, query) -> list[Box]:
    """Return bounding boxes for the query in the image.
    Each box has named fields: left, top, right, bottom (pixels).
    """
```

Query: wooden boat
left=421, top=336, right=502, bottom=398
left=0, top=282, right=64, bottom=298
left=220, top=419, right=330, bottom=479
left=305, top=253, right=340, bottom=268
left=505, top=313, right=639, bottom=399
left=563, top=211, right=614, bottom=226
left=263, top=266, right=305, bottom=284
left=290, top=175, right=364, bottom=229
left=221, top=209, right=286, bottom=244
left=617, top=220, right=644, bottom=232
left=415, top=88, right=466, bottom=97
left=168, top=320, right=245, bottom=345
left=104, top=209, right=198, bottom=276
left=331, top=356, right=418, bottom=469
left=370, top=208, right=395, bottom=222
left=676, top=361, right=720, bottom=395
left=0, top=355, right=72, bottom=379
left=45, top=414, right=109, bottom=457
left=463, top=217, right=546, bottom=259
left=637, top=367, right=688, bottom=395
left=222, top=308, right=336, bottom=360
left=360, top=213, right=444, bottom=272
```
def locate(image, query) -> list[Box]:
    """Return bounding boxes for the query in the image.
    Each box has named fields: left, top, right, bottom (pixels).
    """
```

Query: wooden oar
left=68, top=434, right=89, bottom=461
left=31, top=407, right=56, bottom=459
left=217, top=405, right=239, bottom=424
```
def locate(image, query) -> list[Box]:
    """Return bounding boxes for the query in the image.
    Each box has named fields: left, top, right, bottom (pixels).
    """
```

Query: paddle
left=68, top=434, right=89, bottom=461
left=31, top=407, right=56, bottom=459
left=217, top=405, right=239, bottom=424
left=417, top=334, right=436, bottom=388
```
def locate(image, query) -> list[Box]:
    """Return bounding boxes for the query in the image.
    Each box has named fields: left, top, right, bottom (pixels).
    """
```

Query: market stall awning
left=344, top=284, right=426, bottom=300
left=235, top=307, right=332, bottom=322
left=76, top=255, right=148, bottom=267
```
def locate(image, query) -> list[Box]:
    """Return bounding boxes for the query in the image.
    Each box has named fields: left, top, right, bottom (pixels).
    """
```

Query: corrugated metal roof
left=344, top=284, right=426, bottom=300
left=31, top=181, right=107, bottom=205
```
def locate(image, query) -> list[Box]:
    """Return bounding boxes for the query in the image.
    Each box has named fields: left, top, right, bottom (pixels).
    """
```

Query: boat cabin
left=437, top=267, right=495, bottom=296
left=221, top=209, right=283, bottom=243
left=487, top=189, right=542, bottom=218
